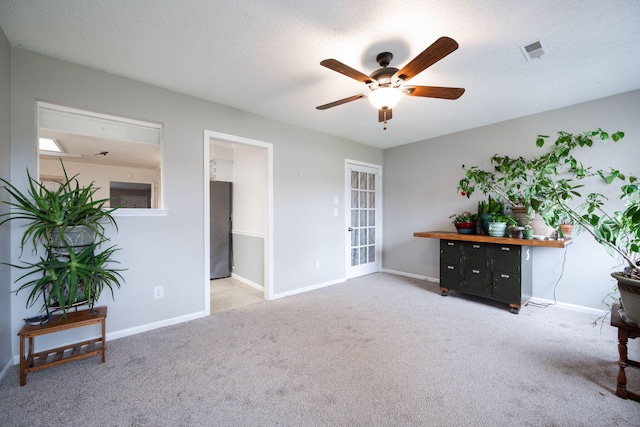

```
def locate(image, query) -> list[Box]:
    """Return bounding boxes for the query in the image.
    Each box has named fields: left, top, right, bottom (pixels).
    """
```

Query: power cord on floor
left=527, top=243, right=569, bottom=309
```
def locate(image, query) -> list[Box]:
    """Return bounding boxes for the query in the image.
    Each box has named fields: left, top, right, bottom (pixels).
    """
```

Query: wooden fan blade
left=320, top=59, right=373, bottom=84
left=316, top=93, right=368, bottom=110
left=378, top=108, right=392, bottom=122
left=393, top=37, right=459, bottom=82
left=403, top=85, right=465, bottom=100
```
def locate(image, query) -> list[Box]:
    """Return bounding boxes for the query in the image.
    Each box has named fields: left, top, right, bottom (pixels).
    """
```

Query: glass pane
left=368, top=245, right=375, bottom=262
left=360, top=230, right=367, bottom=245
left=359, top=172, right=367, bottom=190
left=360, top=210, right=367, bottom=227
left=352, top=229, right=359, bottom=247
left=368, top=210, right=375, bottom=227
left=368, top=173, right=375, bottom=191
left=351, top=190, right=359, bottom=208
left=360, top=247, right=367, bottom=264
left=368, top=228, right=375, bottom=244
left=351, top=248, right=359, bottom=266
left=368, top=192, right=375, bottom=209
left=351, top=210, right=359, bottom=227
left=359, top=191, right=367, bottom=208
left=351, top=171, right=359, bottom=189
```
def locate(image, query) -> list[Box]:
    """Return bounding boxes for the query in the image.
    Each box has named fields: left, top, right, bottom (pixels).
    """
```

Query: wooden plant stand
left=17, top=306, right=107, bottom=386
left=611, top=304, right=640, bottom=402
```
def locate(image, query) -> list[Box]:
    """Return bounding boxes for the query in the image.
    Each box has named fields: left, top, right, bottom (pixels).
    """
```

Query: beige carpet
left=1, top=273, right=639, bottom=426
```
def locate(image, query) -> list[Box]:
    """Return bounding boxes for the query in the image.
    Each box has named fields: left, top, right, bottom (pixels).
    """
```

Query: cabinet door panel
left=492, top=271, right=521, bottom=302
left=492, top=245, right=521, bottom=273
left=464, top=267, right=491, bottom=296
left=464, top=242, right=491, bottom=269
left=440, top=263, right=463, bottom=291
left=440, top=240, right=463, bottom=264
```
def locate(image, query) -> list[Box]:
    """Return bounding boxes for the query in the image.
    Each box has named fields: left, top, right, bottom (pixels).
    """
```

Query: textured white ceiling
left=1, top=0, right=639, bottom=149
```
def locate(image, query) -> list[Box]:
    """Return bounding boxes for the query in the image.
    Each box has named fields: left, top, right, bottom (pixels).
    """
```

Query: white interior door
left=346, top=161, right=381, bottom=278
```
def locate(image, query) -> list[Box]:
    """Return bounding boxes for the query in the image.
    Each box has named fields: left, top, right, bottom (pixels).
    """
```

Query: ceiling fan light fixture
left=368, top=87, right=402, bottom=110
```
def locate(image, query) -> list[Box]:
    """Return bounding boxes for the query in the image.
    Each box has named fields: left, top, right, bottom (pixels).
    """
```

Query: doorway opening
left=203, top=131, right=273, bottom=315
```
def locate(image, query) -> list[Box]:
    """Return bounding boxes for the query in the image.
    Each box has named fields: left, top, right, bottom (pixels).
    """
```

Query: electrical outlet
left=154, top=286, right=163, bottom=299
left=315, top=261, right=320, bottom=270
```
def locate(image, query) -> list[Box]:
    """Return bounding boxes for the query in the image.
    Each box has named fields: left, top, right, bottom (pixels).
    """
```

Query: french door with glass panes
left=346, top=162, right=381, bottom=278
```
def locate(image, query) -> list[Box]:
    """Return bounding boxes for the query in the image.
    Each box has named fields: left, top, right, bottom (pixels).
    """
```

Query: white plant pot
left=613, top=272, right=640, bottom=326
left=510, top=206, right=554, bottom=237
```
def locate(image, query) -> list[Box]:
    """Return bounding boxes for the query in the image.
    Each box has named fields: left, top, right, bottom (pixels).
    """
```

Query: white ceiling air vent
left=520, top=39, right=546, bottom=61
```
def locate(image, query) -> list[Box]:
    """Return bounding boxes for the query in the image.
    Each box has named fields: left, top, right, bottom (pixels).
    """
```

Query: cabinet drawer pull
left=501, top=274, right=510, bottom=278
left=472, top=269, right=480, bottom=274
left=447, top=266, right=455, bottom=270
left=472, top=244, right=480, bottom=248
left=447, top=242, right=454, bottom=246
left=501, top=247, right=510, bottom=251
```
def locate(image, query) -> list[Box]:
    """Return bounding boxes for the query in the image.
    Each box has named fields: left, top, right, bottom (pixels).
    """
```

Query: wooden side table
left=611, top=304, right=640, bottom=402
left=17, top=306, right=107, bottom=386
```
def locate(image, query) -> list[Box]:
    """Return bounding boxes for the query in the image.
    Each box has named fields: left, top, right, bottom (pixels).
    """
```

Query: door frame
left=345, top=160, right=383, bottom=279
left=203, top=130, right=274, bottom=315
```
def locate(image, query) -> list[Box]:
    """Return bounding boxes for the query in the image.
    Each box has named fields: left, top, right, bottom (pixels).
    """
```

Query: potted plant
left=12, top=242, right=124, bottom=315
left=512, top=129, right=639, bottom=323
left=487, top=214, right=517, bottom=237
left=449, top=211, right=479, bottom=234
left=0, top=161, right=125, bottom=317
left=457, top=129, right=624, bottom=237
left=477, top=196, right=504, bottom=234
left=558, top=218, right=574, bottom=239
left=0, top=162, right=117, bottom=253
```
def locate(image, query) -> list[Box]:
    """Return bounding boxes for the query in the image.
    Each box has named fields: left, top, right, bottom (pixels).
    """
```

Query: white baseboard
left=382, top=269, right=608, bottom=316
left=381, top=268, right=439, bottom=283
left=528, top=297, right=608, bottom=316
left=106, top=311, right=207, bottom=341
left=11, top=310, right=209, bottom=365
left=231, top=273, right=264, bottom=292
left=271, top=277, right=346, bottom=299
left=0, top=357, right=12, bottom=382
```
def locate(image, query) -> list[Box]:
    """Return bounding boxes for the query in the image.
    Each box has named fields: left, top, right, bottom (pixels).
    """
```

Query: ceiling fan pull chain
left=379, top=107, right=392, bottom=130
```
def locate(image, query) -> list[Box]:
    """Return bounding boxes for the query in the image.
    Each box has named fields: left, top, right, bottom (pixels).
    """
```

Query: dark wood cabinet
left=439, top=240, right=463, bottom=292
left=439, top=239, right=532, bottom=313
left=417, top=231, right=572, bottom=313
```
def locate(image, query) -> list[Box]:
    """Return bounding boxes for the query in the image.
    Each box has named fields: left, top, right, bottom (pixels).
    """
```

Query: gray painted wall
left=232, top=233, right=264, bottom=287
left=0, top=27, right=12, bottom=378
left=8, top=48, right=382, bottom=357
left=383, top=89, right=640, bottom=311
left=229, top=141, right=266, bottom=286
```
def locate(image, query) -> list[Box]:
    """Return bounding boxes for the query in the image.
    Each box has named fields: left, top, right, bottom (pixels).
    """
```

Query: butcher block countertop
left=413, top=231, right=572, bottom=249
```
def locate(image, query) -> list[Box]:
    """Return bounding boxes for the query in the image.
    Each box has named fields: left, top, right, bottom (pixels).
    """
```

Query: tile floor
left=210, top=276, right=264, bottom=314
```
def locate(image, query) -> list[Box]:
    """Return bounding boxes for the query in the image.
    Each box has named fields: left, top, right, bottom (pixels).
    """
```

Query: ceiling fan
left=316, top=36, right=465, bottom=129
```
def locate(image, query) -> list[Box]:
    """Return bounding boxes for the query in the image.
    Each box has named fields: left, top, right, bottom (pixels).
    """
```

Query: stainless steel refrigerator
left=210, top=181, right=232, bottom=279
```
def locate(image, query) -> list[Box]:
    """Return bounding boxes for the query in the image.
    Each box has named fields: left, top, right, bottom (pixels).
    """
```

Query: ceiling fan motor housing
left=369, top=67, right=400, bottom=90
left=370, top=52, right=401, bottom=89
left=376, top=52, right=393, bottom=67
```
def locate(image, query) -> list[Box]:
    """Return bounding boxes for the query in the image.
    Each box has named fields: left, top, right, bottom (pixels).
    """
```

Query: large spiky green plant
left=1, top=160, right=124, bottom=316
left=0, top=160, right=117, bottom=254
left=11, top=242, right=125, bottom=315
